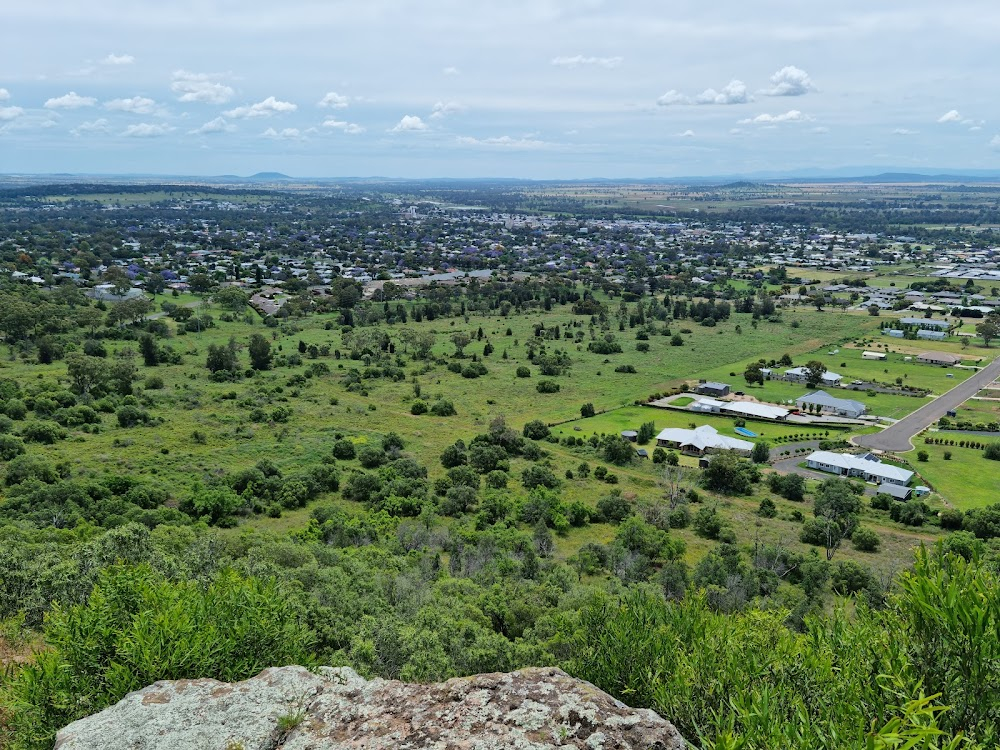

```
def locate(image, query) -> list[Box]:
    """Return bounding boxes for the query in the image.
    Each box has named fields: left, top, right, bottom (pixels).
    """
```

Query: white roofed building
left=805, top=451, right=913, bottom=486
left=656, top=425, right=753, bottom=457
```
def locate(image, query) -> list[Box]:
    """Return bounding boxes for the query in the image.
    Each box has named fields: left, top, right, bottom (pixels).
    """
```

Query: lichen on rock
left=55, top=666, right=685, bottom=750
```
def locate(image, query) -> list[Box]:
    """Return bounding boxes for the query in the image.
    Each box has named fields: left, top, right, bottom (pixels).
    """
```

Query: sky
left=2, top=0, right=1000, bottom=178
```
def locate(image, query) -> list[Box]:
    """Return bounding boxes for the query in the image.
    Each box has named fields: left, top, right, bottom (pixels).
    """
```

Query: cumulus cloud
left=551, top=55, right=623, bottom=69
left=318, top=92, right=348, bottom=109
left=171, top=70, right=234, bottom=104
left=430, top=101, right=465, bottom=119
left=456, top=135, right=551, bottom=150
left=443, top=66, right=460, bottom=75
left=188, top=117, right=234, bottom=135
left=695, top=80, right=749, bottom=105
left=678, top=129, right=695, bottom=137
left=390, top=115, right=428, bottom=132
left=990, top=134, right=1000, bottom=149
left=104, top=96, right=157, bottom=114
left=761, top=66, right=814, bottom=96
left=44, top=91, right=96, bottom=109
left=122, top=123, right=173, bottom=137
left=656, top=90, right=691, bottom=106
left=0, top=89, right=9, bottom=101
left=0, top=106, right=24, bottom=121
left=810, top=126, right=830, bottom=134
left=938, top=109, right=983, bottom=127
left=71, top=118, right=111, bottom=136
left=738, top=109, right=812, bottom=124
left=322, top=118, right=365, bottom=134
left=262, top=127, right=303, bottom=140
left=224, top=96, right=297, bottom=119
left=102, top=53, right=134, bottom=65
left=892, top=128, right=918, bottom=135
left=659, top=80, right=750, bottom=106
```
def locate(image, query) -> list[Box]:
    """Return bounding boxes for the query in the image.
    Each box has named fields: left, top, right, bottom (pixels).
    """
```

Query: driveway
left=857, top=357, right=1000, bottom=452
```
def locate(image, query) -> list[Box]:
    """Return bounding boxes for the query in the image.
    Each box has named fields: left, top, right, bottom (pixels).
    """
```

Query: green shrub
left=851, top=527, right=881, bottom=552
left=6, top=566, right=314, bottom=749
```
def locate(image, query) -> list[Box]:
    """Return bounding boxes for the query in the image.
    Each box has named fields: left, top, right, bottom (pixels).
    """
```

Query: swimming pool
left=734, top=426, right=758, bottom=438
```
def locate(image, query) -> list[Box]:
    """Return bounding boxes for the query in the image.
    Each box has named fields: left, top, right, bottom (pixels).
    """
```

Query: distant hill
left=248, top=172, right=293, bottom=180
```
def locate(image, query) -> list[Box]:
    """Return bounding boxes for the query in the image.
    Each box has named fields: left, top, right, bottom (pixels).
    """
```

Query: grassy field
left=0, top=290, right=981, bottom=561
left=906, top=442, right=1000, bottom=510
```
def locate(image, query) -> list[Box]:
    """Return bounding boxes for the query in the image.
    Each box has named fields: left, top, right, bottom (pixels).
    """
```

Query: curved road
left=857, top=358, right=1000, bottom=452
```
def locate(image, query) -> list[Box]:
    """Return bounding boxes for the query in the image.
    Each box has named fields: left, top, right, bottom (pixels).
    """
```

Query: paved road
left=857, top=358, right=1000, bottom=452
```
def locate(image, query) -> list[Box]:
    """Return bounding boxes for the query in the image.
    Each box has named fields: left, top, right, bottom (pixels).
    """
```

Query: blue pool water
left=734, top=427, right=757, bottom=438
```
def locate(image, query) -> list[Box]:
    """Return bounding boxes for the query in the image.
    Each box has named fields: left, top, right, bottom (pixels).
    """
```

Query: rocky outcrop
left=55, top=665, right=685, bottom=750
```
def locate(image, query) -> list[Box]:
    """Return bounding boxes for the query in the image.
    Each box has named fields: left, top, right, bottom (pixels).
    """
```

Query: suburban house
left=655, top=425, right=753, bottom=457
left=796, top=391, right=867, bottom=419
left=784, top=367, right=843, bottom=386
left=900, top=317, right=950, bottom=330
left=805, top=450, right=914, bottom=486
left=917, top=351, right=961, bottom=366
left=690, top=398, right=789, bottom=421
left=916, top=330, right=947, bottom=341
left=695, top=381, right=731, bottom=397
left=862, top=351, right=886, bottom=361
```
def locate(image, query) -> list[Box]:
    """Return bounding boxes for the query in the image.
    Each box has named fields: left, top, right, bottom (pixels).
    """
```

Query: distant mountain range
left=6, top=168, right=1000, bottom=186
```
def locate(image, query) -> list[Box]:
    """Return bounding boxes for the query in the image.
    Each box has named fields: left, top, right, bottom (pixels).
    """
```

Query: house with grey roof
left=805, top=451, right=913, bottom=486
left=796, top=391, right=866, bottom=419
left=899, top=317, right=950, bottom=330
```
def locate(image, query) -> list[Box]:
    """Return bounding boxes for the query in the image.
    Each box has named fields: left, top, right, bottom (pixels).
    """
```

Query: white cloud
left=322, top=118, right=364, bottom=134
left=729, top=127, right=744, bottom=135
left=224, top=96, right=297, bottom=119
left=318, top=91, right=349, bottom=109
left=390, top=115, right=428, bottom=132
left=430, top=101, right=465, bottom=119
left=0, top=89, right=9, bottom=101
left=990, top=135, right=1000, bottom=150
left=0, top=106, right=24, bottom=121
left=695, top=80, right=749, bottom=105
left=456, top=135, right=551, bottom=150
left=44, top=91, right=96, bottom=109
left=170, top=70, right=234, bottom=104
left=738, top=109, right=812, bottom=124
left=551, top=55, right=623, bottom=69
left=443, top=66, right=460, bottom=75
left=761, top=66, right=814, bottom=96
left=810, top=126, right=830, bottom=134
left=938, top=109, right=962, bottom=123
left=656, top=90, right=691, bottom=106
left=262, top=127, right=302, bottom=140
left=892, top=128, right=918, bottom=135
left=102, top=53, right=134, bottom=65
left=71, top=118, right=111, bottom=136
left=188, top=117, right=234, bottom=135
left=104, top=96, right=157, bottom=114
left=678, top=129, right=695, bottom=137
left=122, top=122, right=173, bottom=137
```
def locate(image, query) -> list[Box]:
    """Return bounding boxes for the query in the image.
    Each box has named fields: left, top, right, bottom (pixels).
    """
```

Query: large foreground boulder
left=55, top=665, right=685, bottom=749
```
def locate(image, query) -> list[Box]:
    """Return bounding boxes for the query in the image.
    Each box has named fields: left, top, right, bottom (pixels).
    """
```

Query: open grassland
left=0, top=292, right=976, bottom=558
left=905, top=441, right=1000, bottom=510
left=0, top=300, right=881, bottom=494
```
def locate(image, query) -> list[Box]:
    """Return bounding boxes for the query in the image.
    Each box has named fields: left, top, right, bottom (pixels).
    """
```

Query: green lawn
left=551, top=405, right=841, bottom=444
left=905, top=442, right=1000, bottom=510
